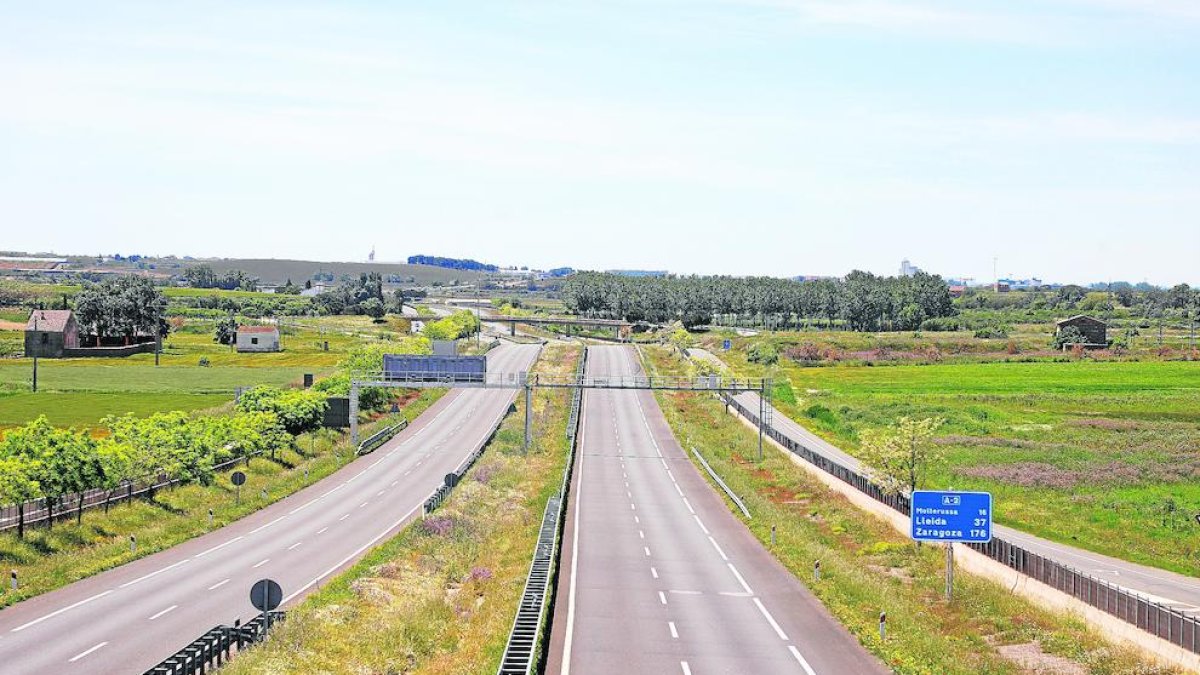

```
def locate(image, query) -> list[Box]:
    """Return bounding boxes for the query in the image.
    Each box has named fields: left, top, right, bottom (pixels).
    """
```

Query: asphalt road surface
left=0, top=343, right=539, bottom=675
left=546, top=346, right=886, bottom=675
left=729, top=390, right=1200, bottom=613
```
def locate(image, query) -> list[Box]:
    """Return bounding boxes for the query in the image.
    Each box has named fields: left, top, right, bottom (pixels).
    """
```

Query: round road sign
left=231, top=471, right=247, bottom=487
left=250, top=578, right=282, bottom=612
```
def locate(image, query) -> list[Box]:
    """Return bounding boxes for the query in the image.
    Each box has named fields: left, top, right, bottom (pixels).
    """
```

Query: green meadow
left=711, top=337, right=1200, bottom=576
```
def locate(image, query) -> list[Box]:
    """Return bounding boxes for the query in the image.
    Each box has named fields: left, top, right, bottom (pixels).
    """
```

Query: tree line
left=0, top=387, right=327, bottom=537
left=561, top=271, right=956, bottom=331
left=73, top=275, right=169, bottom=345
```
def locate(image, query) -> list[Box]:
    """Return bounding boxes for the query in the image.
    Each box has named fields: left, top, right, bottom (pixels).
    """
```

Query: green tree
left=214, top=315, right=238, bottom=345
left=360, top=297, right=386, bottom=320
left=0, top=456, right=40, bottom=538
left=858, top=416, right=945, bottom=496
left=236, top=386, right=328, bottom=436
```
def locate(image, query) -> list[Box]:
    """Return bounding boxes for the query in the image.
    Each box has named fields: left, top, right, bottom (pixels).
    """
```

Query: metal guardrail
left=723, top=393, right=1200, bottom=655
left=357, top=418, right=408, bottom=455
left=691, top=446, right=750, bottom=519
left=144, top=611, right=285, bottom=674
left=497, top=347, right=587, bottom=675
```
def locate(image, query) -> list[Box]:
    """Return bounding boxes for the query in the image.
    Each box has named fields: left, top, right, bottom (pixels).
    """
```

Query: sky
left=1, top=1, right=1198, bottom=285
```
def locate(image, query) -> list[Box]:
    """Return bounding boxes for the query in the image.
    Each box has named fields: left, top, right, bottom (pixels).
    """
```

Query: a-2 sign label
left=910, top=490, right=992, bottom=543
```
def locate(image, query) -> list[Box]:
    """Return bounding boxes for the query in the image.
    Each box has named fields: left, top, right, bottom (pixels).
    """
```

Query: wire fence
left=0, top=450, right=269, bottom=534
left=723, top=393, right=1200, bottom=655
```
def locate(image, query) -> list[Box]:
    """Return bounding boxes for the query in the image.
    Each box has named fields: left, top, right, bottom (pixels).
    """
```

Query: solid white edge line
left=753, top=597, right=789, bottom=641
left=789, top=645, right=819, bottom=675
left=708, top=536, right=729, bottom=561
left=68, top=641, right=108, bottom=662
left=727, top=563, right=754, bottom=595
left=562, top=368, right=589, bottom=675
left=12, top=590, right=114, bottom=632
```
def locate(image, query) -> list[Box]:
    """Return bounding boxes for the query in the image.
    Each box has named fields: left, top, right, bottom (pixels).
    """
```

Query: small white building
left=236, top=325, right=280, bottom=353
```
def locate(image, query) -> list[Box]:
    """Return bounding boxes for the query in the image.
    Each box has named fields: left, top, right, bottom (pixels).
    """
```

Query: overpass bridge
left=488, top=315, right=633, bottom=337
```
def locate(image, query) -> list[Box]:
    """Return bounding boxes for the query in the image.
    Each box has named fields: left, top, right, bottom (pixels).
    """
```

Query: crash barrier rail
left=498, top=348, right=587, bottom=674
left=691, top=446, right=751, bottom=519
left=144, top=611, right=285, bottom=675
left=421, top=345, right=546, bottom=515
left=0, top=446, right=278, bottom=533
left=723, top=393, right=1200, bottom=655
left=357, top=418, right=408, bottom=455
left=422, top=432, right=489, bottom=515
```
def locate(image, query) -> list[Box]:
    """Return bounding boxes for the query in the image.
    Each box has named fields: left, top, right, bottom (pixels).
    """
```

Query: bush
left=919, top=317, right=962, bottom=332
left=746, top=341, right=779, bottom=365
left=236, top=386, right=329, bottom=436
left=973, top=325, right=1010, bottom=339
left=1053, top=326, right=1088, bottom=349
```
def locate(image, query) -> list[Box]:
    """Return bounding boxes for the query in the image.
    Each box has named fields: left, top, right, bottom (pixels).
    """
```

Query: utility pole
left=523, top=377, right=533, bottom=453
left=31, top=312, right=38, bottom=393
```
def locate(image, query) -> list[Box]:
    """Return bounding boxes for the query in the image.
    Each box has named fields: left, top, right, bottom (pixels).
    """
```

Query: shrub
left=920, top=317, right=961, bottom=332
left=236, top=386, right=328, bottom=436
left=746, top=341, right=778, bottom=365
left=973, top=325, right=1010, bottom=339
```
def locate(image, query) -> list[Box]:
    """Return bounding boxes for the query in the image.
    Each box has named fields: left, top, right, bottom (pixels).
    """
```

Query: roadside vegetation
left=0, top=391, right=440, bottom=611
left=223, top=342, right=580, bottom=675
left=644, top=345, right=1176, bottom=675
left=707, top=334, right=1200, bottom=577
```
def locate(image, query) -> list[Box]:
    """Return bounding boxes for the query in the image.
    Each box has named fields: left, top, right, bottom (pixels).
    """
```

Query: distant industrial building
left=236, top=325, right=281, bottom=353
left=899, top=259, right=922, bottom=277
left=607, top=270, right=668, bottom=278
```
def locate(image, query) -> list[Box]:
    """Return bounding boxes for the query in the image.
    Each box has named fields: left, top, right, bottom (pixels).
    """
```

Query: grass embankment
left=0, top=390, right=443, bottom=611
left=644, top=346, right=1173, bottom=675
left=710, top=341, right=1200, bottom=577
left=224, top=343, right=580, bottom=674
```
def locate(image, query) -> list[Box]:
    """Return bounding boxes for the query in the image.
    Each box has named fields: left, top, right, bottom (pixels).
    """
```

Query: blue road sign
left=910, top=490, right=992, bottom=543
left=722, top=339, right=732, bottom=351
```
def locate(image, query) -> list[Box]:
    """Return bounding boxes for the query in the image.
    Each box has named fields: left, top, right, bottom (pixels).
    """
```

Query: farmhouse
left=236, top=325, right=281, bottom=353
left=24, top=309, right=79, bottom=358
left=1056, top=315, right=1108, bottom=347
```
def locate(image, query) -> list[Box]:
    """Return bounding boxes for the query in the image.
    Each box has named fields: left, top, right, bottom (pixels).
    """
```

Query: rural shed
left=236, top=325, right=281, bottom=353
left=1056, top=315, right=1107, bottom=347
left=24, top=309, right=79, bottom=358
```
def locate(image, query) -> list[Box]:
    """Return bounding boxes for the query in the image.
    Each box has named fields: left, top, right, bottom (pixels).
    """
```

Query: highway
left=727, top=389, right=1200, bottom=613
left=0, top=342, right=540, bottom=674
left=546, top=346, right=885, bottom=674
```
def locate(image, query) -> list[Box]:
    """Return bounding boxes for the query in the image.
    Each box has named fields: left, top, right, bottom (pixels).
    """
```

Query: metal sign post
left=910, top=490, right=992, bottom=602
left=232, top=471, right=246, bottom=505
left=250, top=578, right=282, bottom=631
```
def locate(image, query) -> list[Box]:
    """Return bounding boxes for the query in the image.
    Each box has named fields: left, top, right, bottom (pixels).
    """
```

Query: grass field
left=646, top=346, right=1173, bottom=674
left=707, top=337, right=1200, bottom=577
left=225, top=343, right=578, bottom=674
left=0, top=315, right=407, bottom=429
left=0, top=392, right=229, bottom=431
